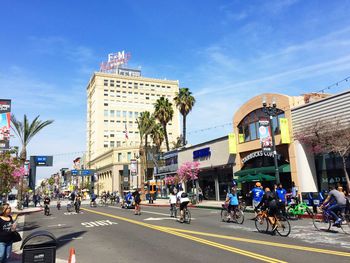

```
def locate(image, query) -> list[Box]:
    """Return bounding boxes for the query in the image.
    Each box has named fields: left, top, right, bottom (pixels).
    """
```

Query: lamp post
left=262, top=97, right=280, bottom=185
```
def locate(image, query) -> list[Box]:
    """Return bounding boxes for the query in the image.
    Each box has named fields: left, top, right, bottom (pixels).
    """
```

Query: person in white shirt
left=176, top=187, right=190, bottom=223
left=169, top=189, right=177, bottom=217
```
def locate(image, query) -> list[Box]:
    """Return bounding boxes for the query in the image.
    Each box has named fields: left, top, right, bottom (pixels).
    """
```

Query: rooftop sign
left=100, top=51, right=131, bottom=73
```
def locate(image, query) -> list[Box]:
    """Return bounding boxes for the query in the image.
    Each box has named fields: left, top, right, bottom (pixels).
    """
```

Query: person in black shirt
left=255, top=187, right=278, bottom=230
left=0, top=204, right=16, bottom=263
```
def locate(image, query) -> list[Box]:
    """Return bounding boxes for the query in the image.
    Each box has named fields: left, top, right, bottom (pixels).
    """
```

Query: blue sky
left=1, top=0, right=350, bottom=182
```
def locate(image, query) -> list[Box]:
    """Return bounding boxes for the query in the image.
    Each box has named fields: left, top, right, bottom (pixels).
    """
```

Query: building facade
left=86, top=69, right=181, bottom=193
left=291, top=90, right=350, bottom=192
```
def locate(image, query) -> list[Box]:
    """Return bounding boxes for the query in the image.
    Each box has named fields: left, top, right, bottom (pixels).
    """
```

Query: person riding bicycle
left=225, top=186, right=239, bottom=221
left=74, top=192, right=82, bottom=212
left=43, top=195, right=50, bottom=214
left=176, top=187, right=189, bottom=223
left=320, top=185, right=347, bottom=227
left=169, top=189, right=177, bottom=217
left=250, top=182, right=264, bottom=215
left=255, top=187, right=279, bottom=231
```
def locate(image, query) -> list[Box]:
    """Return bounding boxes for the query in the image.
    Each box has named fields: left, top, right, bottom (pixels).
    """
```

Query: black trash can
left=20, top=230, right=58, bottom=263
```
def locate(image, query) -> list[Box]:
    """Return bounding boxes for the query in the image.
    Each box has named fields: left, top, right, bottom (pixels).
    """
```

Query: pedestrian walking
left=133, top=190, right=141, bottom=215
left=276, top=184, right=287, bottom=216
left=198, top=187, right=203, bottom=203
left=291, top=181, right=299, bottom=204
left=250, top=182, right=264, bottom=216
left=0, top=204, right=19, bottom=263
left=169, top=189, right=177, bottom=217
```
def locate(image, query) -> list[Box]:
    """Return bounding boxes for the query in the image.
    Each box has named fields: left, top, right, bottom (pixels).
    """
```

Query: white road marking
left=108, top=205, right=170, bottom=216
left=81, top=220, right=118, bottom=228
left=64, top=212, right=84, bottom=215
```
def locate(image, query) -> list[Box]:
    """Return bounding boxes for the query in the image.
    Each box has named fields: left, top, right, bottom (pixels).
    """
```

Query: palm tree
left=151, top=123, right=165, bottom=153
left=11, top=114, right=53, bottom=208
left=174, top=87, right=196, bottom=146
left=11, top=114, right=54, bottom=163
left=154, top=97, right=174, bottom=151
left=137, top=111, right=155, bottom=182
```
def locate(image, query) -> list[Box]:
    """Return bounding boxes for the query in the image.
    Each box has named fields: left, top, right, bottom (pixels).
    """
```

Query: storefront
left=178, top=136, right=235, bottom=201
left=232, top=93, right=302, bottom=198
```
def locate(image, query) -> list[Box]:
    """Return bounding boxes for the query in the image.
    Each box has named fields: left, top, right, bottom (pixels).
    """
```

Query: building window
left=110, top=141, right=115, bottom=147
left=123, top=111, right=127, bottom=118
left=104, top=110, right=108, bottom=117
left=129, top=112, right=133, bottom=118
left=104, top=80, right=108, bottom=86
left=118, top=153, right=122, bottom=162
left=104, top=103, right=108, bottom=106
left=127, top=152, right=131, bottom=161
left=116, top=110, right=121, bottom=117
left=110, top=110, right=115, bottom=117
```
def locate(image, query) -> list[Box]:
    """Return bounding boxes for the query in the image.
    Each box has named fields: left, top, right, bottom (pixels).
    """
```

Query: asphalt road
left=22, top=204, right=350, bottom=263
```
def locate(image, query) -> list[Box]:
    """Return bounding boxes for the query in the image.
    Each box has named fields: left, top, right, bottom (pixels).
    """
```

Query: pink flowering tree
left=177, top=161, right=200, bottom=183
left=164, top=175, right=178, bottom=186
left=0, top=152, right=26, bottom=196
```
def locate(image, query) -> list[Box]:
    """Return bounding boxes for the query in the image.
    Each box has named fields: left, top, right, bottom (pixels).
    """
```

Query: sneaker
left=333, top=219, right=342, bottom=227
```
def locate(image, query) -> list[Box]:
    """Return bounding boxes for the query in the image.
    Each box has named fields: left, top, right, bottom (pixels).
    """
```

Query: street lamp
left=262, top=97, right=280, bottom=185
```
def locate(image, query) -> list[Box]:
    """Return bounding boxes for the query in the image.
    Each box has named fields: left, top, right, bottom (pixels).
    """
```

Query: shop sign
left=193, top=147, right=211, bottom=160
left=259, top=119, right=272, bottom=153
left=241, top=150, right=280, bottom=164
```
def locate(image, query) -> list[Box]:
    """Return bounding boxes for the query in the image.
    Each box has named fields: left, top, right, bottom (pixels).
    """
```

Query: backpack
left=135, top=194, right=141, bottom=203
left=181, top=192, right=188, bottom=198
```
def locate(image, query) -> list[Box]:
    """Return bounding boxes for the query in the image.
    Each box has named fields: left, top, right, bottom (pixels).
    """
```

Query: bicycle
left=98, top=198, right=108, bottom=207
left=287, top=201, right=314, bottom=220
left=220, top=204, right=244, bottom=224
left=312, top=205, right=350, bottom=234
left=176, top=206, right=191, bottom=224
left=67, top=201, right=74, bottom=212
left=254, top=209, right=291, bottom=237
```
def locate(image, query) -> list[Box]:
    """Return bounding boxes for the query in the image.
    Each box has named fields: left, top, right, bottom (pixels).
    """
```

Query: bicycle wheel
left=185, top=209, right=191, bottom=224
left=313, top=213, right=331, bottom=231
left=221, top=209, right=229, bottom=222
left=67, top=204, right=73, bottom=212
left=305, top=208, right=314, bottom=219
left=286, top=206, right=297, bottom=220
left=255, top=215, right=269, bottom=233
left=235, top=209, right=244, bottom=224
left=276, top=216, right=291, bottom=237
left=340, top=213, right=350, bottom=235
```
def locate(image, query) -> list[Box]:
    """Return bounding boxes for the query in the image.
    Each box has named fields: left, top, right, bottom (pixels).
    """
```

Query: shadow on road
left=57, top=231, right=87, bottom=249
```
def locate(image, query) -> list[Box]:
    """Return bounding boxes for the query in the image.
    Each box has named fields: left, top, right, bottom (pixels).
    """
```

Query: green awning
left=234, top=164, right=290, bottom=177
left=236, top=173, right=275, bottom=183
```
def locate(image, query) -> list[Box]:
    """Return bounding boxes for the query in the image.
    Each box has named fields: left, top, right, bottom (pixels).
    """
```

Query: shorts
left=228, top=204, right=238, bottom=214
left=268, top=206, right=278, bottom=217
left=180, top=201, right=189, bottom=211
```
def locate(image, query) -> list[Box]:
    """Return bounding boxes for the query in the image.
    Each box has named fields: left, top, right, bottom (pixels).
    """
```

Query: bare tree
left=296, top=119, right=350, bottom=192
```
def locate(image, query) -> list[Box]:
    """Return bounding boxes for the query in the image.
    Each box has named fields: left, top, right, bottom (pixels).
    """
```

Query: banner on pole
left=228, top=133, right=237, bottom=154
left=0, top=99, right=11, bottom=150
left=279, top=118, right=290, bottom=144
left=259, top=119, right=272, bottom=153
left=238, top=134, right=245, bottom=143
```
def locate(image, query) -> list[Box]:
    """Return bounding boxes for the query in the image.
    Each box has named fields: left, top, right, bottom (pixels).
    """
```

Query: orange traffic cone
left=68, top=248, right=76, bottom=263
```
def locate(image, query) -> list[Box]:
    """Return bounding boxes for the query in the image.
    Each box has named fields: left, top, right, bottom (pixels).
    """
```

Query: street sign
left=71, top=169, right=95, bottom=176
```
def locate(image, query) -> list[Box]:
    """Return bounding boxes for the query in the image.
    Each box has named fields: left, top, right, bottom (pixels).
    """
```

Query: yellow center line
left=81, top=208, right=286, bottom=263
left=158, top=227, right=350, bottom=258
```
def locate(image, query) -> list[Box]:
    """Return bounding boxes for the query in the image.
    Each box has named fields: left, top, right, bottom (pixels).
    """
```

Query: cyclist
left=225, top=186, right=239, bottom=221
left=320, top=185, right=347, bottom=227
left=176, top=187, right=189, bottom=223
left=255, top=187, right=279, bottom=231
left=74, top=192, right=82, bottom=213
left=169, top=189, right=177, bottom=217
left=43, top=195, right=51, bottom=215
left=133, top=190, right=141, bottom=215
left=90, top=192, right=97, bottom=207
left=250, top=182, right=264, bottom=215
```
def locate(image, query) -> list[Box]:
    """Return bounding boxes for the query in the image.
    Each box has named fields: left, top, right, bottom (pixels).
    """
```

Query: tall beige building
left=86, top=68, right=180, bottom=193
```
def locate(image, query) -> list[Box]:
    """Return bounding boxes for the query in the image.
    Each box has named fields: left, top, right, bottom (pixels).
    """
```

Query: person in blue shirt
left=225, top=187, right=239, bottom=221
left=276, top=183, right=287, bottom=216
left=250, top=182, right=265, bottom=215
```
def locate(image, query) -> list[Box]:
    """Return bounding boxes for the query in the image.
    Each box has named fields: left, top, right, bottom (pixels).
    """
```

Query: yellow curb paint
left=81, top=208, right=285, bottom=263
